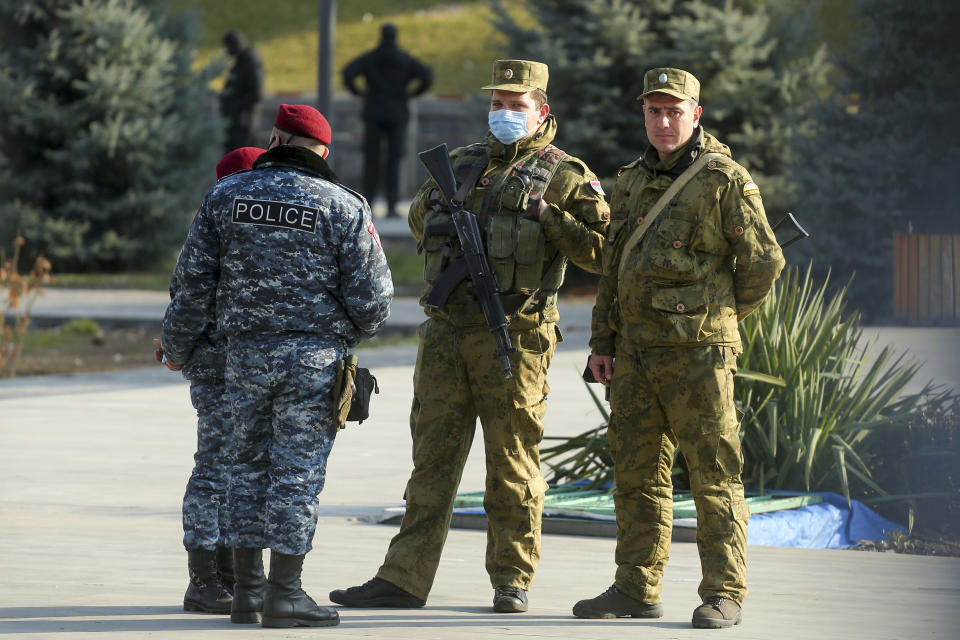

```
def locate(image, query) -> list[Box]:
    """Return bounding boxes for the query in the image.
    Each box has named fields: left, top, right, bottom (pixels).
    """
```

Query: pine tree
left=791, top=0, right=960, bottom=318
left=0, top=0, right=223, bottom=272
left=492, top=0, right=829, bottom=217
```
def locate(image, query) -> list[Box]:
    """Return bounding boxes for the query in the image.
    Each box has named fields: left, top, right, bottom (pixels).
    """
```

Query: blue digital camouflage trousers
left=377, top=318, right=557, bottom=600
left=182, top=380, right=234, bottom=551
left=608, top=344, right=748, bottom=606
left=222, top=334, right=341, bottom=555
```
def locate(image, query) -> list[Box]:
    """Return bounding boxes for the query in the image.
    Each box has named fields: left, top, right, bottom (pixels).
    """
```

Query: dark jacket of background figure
left=220, top=31, right=265, bottom=150
left=342, top=27, right=433, bottom=124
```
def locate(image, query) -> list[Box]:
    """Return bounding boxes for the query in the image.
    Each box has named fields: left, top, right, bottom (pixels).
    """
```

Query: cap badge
left=658, top=72, right=667, bottom=83
left=504, top=68, right=514, bottom=79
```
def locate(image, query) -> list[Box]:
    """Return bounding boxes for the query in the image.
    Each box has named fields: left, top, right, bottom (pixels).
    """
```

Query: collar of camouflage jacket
left=253, top=144, right=341, bottom=184
left=485, top=113, right=558, bottom=164
left=641, top=126, right=705, bottom=178
left=640, top=127, right=735, bottom=179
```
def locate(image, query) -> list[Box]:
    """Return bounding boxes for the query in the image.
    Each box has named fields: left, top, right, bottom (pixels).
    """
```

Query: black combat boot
left=329, top=577, right=426, bottom=608
left=230, top=547, right=266, bottom=624
left=493, top=585, right=528, bottom=613
left=261, top=552, right=339, bottom=628
left=183, top=549, right=233, bottom=614
left=216, top=545, right=235, bottom=595
left=572, top=584, right=663, bottom=619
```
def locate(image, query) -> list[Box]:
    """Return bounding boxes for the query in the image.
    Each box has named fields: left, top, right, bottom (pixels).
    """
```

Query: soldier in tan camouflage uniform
left=331, top=59, right=610, bottom=614
left=573, top=68, right=785, bottom=629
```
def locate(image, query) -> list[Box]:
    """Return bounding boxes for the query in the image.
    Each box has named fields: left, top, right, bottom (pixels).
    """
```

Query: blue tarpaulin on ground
left=428, top=488, right=908, bottom=550
left=746, top=491, right=907, bottom=549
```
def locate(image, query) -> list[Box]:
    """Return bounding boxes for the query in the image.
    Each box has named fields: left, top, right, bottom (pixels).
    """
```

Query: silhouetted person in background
left=220, top=30, right=265, bottom=153
left=343, top=24, right=433, bottom=217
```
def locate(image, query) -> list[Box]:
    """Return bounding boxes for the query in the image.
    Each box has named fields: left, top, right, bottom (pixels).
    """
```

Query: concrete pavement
left=2, top=342, right=959, bottom=639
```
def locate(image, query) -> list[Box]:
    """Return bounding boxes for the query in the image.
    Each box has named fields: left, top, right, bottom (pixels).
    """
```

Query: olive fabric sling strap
left=617, top=152, right=724, bottom=281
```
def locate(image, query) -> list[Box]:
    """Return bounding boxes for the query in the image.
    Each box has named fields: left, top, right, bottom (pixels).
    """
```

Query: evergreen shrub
left=0, top=0, right=223, bottom=272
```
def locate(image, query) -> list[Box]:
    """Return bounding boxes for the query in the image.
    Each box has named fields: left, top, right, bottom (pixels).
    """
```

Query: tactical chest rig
left=422, top=143, right=567, bottom=312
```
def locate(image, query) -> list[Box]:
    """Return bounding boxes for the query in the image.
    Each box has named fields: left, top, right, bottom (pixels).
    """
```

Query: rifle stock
left=418, top=143, right=516, bottom=379
left=419, top=144, right=459, bottom=205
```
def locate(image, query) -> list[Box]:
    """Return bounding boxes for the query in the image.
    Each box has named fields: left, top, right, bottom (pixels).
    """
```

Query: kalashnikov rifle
left=417, top=143, right=515, bottom=379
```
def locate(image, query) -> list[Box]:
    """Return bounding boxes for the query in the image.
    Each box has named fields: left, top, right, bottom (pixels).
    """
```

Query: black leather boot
left=230, top=547, right=266, bottom=624
left=262, top=552, right=339, bottom=628
left=183, top=549, right=232, bottom=614
left=493, top=585, right=528, bottom=613
left=329, top=577, right=425, bottom=608
left=216, top=546, right=235, bottom=595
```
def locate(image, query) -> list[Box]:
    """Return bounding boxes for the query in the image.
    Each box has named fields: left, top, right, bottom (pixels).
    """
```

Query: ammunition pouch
left=332, top=355, right=379, bottom=429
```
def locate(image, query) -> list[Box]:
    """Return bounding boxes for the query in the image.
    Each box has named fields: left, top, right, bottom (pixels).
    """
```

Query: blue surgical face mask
left=488, top=109, right=530, bottom=144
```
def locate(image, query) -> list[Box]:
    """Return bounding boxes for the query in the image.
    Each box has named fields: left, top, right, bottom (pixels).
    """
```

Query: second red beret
left=216, top=146, right=265, bottom=180
left=275, top=103, right=332, bottom=145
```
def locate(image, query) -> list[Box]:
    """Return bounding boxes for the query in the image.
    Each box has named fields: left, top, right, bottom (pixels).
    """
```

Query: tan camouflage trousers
left=608, top=344, right=748, bottom=606
left=376, top=317, right=556, bottom=600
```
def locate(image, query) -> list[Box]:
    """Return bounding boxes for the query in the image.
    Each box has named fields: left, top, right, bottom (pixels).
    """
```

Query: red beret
left=275, top=103, right=332, bottom=145
left=216, top=147, right=265, bottom=180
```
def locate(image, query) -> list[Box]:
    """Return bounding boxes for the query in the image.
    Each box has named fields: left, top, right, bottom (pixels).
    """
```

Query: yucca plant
left=737, top=265, right=951, bottom=509
left=542, top=264, right=956, bottom=522
left=541, top=379, right=614, bottom=488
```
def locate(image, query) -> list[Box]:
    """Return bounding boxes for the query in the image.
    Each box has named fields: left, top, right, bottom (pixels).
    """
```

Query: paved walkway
left=1, top=341, right=959, bottom=638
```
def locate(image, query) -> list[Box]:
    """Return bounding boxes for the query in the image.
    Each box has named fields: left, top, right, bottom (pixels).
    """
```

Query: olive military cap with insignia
left=482, top=59, right=549, bottom=93
left=637, top=67, right=700, bottom=103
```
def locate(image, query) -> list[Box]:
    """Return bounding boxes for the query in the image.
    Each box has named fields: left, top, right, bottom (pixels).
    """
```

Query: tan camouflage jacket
left=590, top=128, right=784, bottom=355
left=409, top=115, right=609, bottom=328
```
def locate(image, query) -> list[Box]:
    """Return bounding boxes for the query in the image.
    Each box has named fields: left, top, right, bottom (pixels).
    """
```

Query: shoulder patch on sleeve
left=589, top=179, right=605, bottom=196
left=742, top=180, right=760, bottom=197
left=366, top=219, right=382, bottom=249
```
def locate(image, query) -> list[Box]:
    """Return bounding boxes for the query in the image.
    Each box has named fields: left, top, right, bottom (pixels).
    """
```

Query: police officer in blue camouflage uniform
left=161, top=104, right=393, bottom=629
left=158, top=146, right=265, bottom=615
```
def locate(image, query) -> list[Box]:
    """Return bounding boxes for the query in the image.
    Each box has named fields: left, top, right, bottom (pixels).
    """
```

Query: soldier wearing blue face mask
left=331, top=59, right=610, bottom=615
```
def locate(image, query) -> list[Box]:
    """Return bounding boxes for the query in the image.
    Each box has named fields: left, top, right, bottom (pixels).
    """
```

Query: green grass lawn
left=51, top=271, right=174, bottom=291
left=7, top=318, right=417, bottom=377
left=9, top=321, right=159, bottom=377
left=49, top=247, right=426, bottom=292
left=171, top=0, right=533, bottom=96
